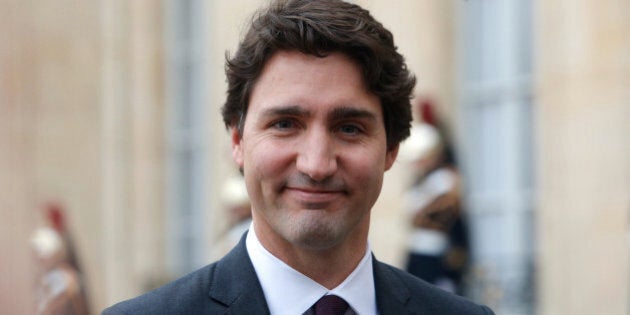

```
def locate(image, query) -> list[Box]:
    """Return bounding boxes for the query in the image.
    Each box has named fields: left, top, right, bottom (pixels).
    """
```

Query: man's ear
left=231, top=127, right=244, bottom=168
left=385, top=144, right=399, bottom=171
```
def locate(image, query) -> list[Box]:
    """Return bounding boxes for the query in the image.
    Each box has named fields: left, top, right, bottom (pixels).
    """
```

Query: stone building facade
left=1, top=1, right=628, bottom=314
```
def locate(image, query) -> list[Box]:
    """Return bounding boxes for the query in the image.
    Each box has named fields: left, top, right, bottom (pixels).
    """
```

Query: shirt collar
left=246, top=224, right=377, bottom=315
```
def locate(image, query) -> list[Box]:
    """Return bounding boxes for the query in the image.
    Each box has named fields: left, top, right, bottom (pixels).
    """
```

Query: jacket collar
left=208, top=232, right=412, bottom=314
left=373, top=255, right=412, bottom=314
left=208, top=232, right=270, bottom=314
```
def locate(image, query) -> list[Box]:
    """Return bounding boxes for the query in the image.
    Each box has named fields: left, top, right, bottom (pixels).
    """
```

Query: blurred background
left=1, top=0, right=628, bottom=314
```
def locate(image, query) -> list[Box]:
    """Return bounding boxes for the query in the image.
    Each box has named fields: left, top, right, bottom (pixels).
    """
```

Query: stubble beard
left=255, top=174, right=372, bottom=252
left=269, top=198, right=369, bottom=251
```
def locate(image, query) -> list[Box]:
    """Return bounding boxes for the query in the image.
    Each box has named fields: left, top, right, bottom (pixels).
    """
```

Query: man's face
left=232, top=50, right=398, bottom=251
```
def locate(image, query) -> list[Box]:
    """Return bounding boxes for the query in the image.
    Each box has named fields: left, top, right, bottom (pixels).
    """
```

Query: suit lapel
left=208, top=232, right=270, bottom=314
left=373, top=256, right=413, bottom=314
left=208, top=236, right=417, bottom=314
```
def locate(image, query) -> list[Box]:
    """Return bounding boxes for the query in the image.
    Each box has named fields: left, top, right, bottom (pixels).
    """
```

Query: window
left=164, top=0, right=210, bottom=275
left=456, top=0, right=535, bottom=313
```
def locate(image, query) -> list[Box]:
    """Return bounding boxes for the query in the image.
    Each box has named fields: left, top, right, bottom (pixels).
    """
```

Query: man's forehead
left=242, top=50, right=384, bottom=130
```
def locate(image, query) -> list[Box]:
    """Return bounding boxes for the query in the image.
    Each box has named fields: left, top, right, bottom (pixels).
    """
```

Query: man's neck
left=253, top=221, right=369, bottom=289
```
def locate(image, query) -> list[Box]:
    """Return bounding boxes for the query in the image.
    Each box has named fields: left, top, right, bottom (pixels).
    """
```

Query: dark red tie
left=314, top=295, right=349, bottom=315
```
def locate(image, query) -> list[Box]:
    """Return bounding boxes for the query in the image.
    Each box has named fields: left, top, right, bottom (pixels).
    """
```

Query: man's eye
left=338, top=124, right=361, bottom=135
left=272, top=119, right=295, bottom=130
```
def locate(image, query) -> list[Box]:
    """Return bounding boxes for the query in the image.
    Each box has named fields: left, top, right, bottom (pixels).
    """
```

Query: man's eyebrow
left=260, top=105, right=310, bottom=118
left=329, top=107, right=378, bottom=121
left=259, top=105, right=377, bottom=122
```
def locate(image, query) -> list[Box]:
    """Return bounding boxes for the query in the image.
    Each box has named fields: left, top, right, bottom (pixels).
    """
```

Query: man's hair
left=222, top=0, right=415, bottom=149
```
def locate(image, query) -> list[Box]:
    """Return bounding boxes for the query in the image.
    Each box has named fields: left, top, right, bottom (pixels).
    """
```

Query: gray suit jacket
left=103, top=233, right=494, bottom=314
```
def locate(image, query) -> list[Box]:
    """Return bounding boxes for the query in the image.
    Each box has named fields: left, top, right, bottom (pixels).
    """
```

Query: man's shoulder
left=102, top=235, right=260, bottom=315
left=102, top=262, right=221, bottom=315
left=374, top=261, right=494, bottom=315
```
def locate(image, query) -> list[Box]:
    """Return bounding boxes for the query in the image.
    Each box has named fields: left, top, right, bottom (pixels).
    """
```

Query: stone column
left=535, top=1, right=630, bottom=314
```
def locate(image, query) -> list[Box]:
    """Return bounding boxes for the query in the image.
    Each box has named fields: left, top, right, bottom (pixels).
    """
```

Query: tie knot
left=314, top=295, right=349, bottom=315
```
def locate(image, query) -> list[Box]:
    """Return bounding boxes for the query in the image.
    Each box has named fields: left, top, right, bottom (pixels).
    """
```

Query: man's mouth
left=281, top=174, right=349, bottom=207
left=284, top=186, right=346, bottom=206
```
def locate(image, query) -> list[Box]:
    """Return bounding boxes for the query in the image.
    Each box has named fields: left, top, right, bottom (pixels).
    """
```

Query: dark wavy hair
left=222, top=0, right=415, bottom=149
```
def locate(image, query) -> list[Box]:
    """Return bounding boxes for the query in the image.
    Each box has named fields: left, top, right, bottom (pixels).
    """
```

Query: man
left=104, top=0, right=494, bottom=314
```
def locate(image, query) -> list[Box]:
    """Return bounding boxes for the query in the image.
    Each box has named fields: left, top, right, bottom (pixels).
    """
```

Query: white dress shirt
left=246, top=225, right=377, bottom=315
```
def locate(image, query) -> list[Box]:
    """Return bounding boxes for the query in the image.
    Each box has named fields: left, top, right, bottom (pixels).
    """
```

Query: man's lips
left=281, top=174, right=349, bottom=206
left=284, top=186, right=346, bottom=204
left=288, top=186, right=345, bottom=193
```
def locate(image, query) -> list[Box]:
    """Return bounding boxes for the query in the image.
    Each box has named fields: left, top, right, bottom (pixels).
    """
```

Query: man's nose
left=295, top=129, right=338, bottom=182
